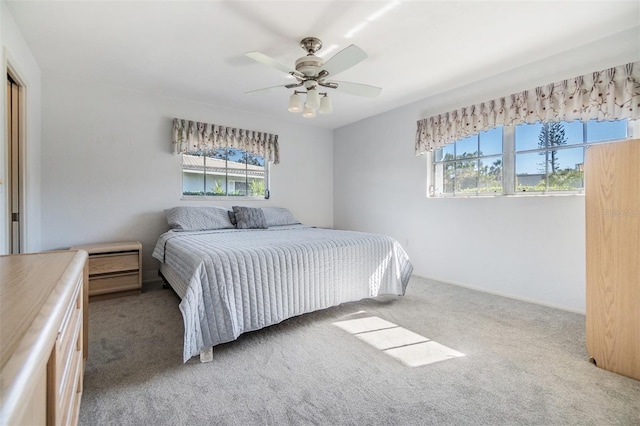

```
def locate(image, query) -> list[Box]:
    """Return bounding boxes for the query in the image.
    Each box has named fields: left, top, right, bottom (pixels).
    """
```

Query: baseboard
left=143, top=277, right=164, bottom=285
left=411, top=274, right=586, bottom=315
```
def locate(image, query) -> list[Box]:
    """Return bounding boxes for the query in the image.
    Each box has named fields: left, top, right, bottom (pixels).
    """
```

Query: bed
left=152, top=206, right=413, bottom=363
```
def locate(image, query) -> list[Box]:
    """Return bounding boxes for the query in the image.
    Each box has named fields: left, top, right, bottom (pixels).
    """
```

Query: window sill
left=428, top=192, right=585, bottom=199
left=181, top=195, right=268, bottom=201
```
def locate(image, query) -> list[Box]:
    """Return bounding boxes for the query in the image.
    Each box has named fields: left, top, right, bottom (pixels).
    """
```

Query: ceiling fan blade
left=243, top=84, right=288, bottom=95
left=319, top=45, right=367, bottom=77
left=332, top=80, right=382, bottom=98
left=245, top=51, right=303, bottom=77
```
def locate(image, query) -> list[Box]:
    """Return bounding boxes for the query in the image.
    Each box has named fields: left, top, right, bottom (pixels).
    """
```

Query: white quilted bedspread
left=153, top=225, right=413, bottom=362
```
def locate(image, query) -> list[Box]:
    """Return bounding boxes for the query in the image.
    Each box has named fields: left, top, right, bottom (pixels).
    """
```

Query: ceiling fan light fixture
left=319, top=94, right=332, bottom=114
left=305, top=87, right=320, bottom=110
left=302, top=105, right=316, bottom=118
left=245, top=37, right=382, bottom=120
left=288, top=92, right=302, bottom=113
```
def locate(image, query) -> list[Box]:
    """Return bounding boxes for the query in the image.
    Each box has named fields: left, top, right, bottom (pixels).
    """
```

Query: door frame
left=5, top=63, right=27, bottom=254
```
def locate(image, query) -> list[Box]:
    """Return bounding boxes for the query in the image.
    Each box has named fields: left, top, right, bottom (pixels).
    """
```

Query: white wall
left=334, top=28, right=640, bottom=313
left=1, top=1, right=42, bottom=254
left=9, top=1, right=638, bottom=310
left=41, top=72, right=333, bottom=281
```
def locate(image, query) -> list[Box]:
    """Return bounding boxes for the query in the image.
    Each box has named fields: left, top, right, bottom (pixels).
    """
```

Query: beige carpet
left=79, top=276, right=640, bottom=425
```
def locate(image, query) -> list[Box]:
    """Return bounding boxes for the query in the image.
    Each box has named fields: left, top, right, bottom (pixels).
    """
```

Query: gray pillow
left=164, top=206, right=235, bottom=231
left=227, top=210, right=237, bottom=226
left=232, top=206, right=267, bottom=229
left=261, top=207, right=300, bottom=227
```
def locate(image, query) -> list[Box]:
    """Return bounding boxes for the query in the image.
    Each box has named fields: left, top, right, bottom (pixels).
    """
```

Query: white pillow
left=164, top=206, right=235, bottom=231
left=261, top=207, right=300, bottom=227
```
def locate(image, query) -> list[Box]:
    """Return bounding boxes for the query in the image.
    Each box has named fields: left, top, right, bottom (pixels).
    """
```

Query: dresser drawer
left=56, top=289, right=82, bottom=379
left=46, top=260, right=84, bottom=426
left=89, top=252, right=139, bottom=275
left=89, top=272, right=139, bottom=296
left=58, top=344, right=83, bottom=426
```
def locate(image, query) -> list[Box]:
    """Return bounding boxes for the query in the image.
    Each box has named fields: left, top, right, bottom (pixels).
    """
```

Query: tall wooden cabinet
left=585, top=138, right=640, bottom=381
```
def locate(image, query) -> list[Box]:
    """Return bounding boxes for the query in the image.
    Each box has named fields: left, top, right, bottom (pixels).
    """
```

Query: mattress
left=153, top=225, right=413, bottom=362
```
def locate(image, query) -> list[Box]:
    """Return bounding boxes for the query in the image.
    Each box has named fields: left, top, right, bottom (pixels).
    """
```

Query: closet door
left=585, top=138, right=639, bottom=381
left=6, top=74, right=23, bottom=254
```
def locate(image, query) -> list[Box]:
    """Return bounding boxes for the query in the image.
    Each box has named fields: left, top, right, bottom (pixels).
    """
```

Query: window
left=430, top=119, right=632, bottom=197
left=433, top=126, right=503, bottom=195
left=182, top=147, right=268, bottom=198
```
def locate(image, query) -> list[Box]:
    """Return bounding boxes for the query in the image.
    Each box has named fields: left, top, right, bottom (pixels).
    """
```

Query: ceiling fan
left=244, top=37, right=382, bottom=117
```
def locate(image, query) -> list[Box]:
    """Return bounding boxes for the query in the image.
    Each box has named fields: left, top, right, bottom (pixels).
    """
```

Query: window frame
left=180, top=148, right=271, bottom=200
left=428, top=119, right=637, bottom=198
left=431, top=128, right=505, bottom=197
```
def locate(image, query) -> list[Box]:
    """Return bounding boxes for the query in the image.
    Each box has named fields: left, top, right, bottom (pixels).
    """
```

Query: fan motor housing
left=295, top=55, right=323, bottom=77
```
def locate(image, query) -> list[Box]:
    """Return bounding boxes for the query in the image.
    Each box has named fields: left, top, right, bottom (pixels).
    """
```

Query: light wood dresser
left=0, top=250, right=88, bottom=425
left=71, top=241, right=142, bottom=301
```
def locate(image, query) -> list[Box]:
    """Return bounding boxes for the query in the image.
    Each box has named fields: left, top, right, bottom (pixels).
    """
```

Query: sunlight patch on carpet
left=333, top=316, right=465, bottom=367
left=355, top=326, right=428, bottom=350
left=333, top=316, right=397, bottom=334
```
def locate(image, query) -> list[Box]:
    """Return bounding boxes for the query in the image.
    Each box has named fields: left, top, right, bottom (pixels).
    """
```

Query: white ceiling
left=5, top=0, right=640, bottom=129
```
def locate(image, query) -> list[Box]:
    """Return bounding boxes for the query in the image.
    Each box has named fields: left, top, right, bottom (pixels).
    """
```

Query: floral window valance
left=415, top=62, right=640, bottom=155
left=172, top=118, right=279, bottom=164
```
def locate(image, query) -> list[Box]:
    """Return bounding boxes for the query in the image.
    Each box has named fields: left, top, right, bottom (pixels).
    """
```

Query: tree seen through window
left=432, top=119, right=630, bottom=196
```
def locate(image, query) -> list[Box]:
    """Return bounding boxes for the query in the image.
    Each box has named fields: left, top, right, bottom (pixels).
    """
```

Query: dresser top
left=0, top=250, right=86, bottom=370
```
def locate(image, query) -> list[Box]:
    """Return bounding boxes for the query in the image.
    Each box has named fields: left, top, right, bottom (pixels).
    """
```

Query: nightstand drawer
left=89, top=272, right=139, bottom=296
left=89, top=252, right=139, bottom=275
left=72, top=241, right=142, bottom=301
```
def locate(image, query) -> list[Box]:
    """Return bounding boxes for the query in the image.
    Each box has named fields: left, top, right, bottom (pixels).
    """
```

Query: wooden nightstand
left=71, top=241, right=142, bottom=301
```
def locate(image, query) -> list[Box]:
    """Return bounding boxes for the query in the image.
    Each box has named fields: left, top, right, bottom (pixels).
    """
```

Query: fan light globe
left=305, top=87, right=320, bottom=110
left=319, top=95, right=332, bottom=114
left=288, top=92, right=302, bottom=113
left=302, top=106, right=316, bottom=118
